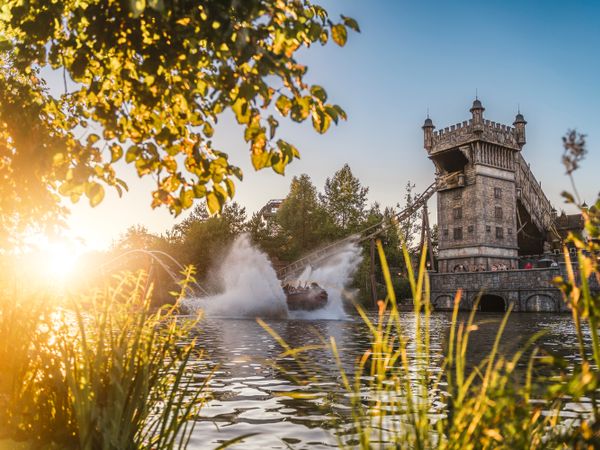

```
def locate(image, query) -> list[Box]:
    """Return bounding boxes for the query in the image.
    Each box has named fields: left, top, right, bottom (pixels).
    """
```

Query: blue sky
left=59, top=0, right=599, bottom=248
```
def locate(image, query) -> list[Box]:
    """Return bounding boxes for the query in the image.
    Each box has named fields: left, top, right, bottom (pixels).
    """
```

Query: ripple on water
left=185, top=312, right=585, bottom=449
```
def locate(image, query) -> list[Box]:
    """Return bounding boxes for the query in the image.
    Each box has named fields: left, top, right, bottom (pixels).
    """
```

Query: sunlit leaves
left=206, top=190, right=220, bottom=215
left=0, top=0, right=358, bottom=224
left=331, top=24, right=347, bottom=46
left=342, top=15, right=360, bottom=32
left=275, top=95, right=292, bottom=117
left=85, top=182, right=105, bottom=207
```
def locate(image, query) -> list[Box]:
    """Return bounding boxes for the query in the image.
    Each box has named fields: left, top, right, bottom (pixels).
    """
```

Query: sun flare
left=42, top=242, right=80, bottom=279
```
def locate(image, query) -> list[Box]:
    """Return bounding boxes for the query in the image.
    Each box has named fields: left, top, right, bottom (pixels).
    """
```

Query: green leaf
left=206, top=191, right=220, bottom=214
left=87, top=133, right=101, bottom=146
left=290, top=97, right=311, bottom=122
left=203, top=122, right=214, bottom=137
left=225, top=178, right=236, bottom=198
left=325, top=106, right=339, bottom=124
left=331, top=24, right=347, bottom=46
left=271, top=152, right=287, bottom=175
left=275, top=95, right=292, bottom=117
left=180, top=188, right=194, bottom=209
left=110, top=144, right=123, bottom=163
left=310, top=85, right=327, bottom=103
left=192, top=184, right=207, bottom=198
left=311, top=109, right=331, bottom=134
left=86, top=182, right=105, bottom=207
left=126, top=145, right=139, bottom=163
left=267, top=115, right=279, bottom=140
left=562, top=191, right=575, bottom=204
left=251, top=150, right=270, bottom=171
left=232, top=98, right=251, bottom=124
left=341, top=15, right=360, bottom=32
left=333, top=104, right=347, bottom=120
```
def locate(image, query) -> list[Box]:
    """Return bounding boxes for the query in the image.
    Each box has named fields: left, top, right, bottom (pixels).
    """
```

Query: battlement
left=429, top=117, right=520, bottom=154
left=423, top=98, right=527, bottom=156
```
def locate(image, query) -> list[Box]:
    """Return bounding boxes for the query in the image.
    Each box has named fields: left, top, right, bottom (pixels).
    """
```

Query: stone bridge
left=430, top=268, right=565, bottom=312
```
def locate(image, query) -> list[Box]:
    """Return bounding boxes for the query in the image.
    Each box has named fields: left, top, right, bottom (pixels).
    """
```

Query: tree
left=276, top=174, right=330, bottom=258
left=321, top=163, right=368, bottom=233
left=0, top=0, right=358, bottom=241
left=396, top=181, right=423, bottom=252
left=114, top=225, right=160, bottom=251
left=171, top=201, right=247, bottom=278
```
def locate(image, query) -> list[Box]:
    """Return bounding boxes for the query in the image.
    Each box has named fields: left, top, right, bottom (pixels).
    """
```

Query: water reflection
left=186, top=312, right=581, bottom=449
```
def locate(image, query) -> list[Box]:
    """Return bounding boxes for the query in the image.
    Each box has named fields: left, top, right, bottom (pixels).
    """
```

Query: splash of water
left=291, top=242, right=362, bottom=320
left=183, top=234, right=362, bottom=320
left=183, top=234, right=288, bottom=319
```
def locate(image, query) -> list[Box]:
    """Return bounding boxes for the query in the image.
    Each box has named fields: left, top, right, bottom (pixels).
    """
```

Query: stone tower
left=423, top=99, right=527, bottom=273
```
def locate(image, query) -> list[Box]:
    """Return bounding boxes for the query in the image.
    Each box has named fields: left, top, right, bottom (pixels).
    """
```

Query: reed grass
left=331, top=231, right=600, bottom=448
left=0, top=269, right=206, bottom=450
left=260, top=195, right=600, bottom=448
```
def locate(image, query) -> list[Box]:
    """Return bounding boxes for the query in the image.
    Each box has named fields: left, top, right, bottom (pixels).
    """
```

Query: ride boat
left=283, top=282, right=328, bottom=311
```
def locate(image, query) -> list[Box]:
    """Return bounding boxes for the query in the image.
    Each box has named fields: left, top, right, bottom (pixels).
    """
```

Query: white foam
left=182, top=234, right=288, bottom=319
left=182, top=235, right=362, bottom=321
left=290, top=242, right=362, bottom=320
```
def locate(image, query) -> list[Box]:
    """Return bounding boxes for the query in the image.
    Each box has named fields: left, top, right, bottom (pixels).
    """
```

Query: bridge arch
left=525, top=294, right=557, bottom=312
left=479, top=294, right=506, bottom=312
left=433, top=295, right=454, bottom=311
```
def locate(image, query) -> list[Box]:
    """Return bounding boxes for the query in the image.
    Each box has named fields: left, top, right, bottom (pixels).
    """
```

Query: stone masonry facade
left=422, top=99, right=589, bottom=312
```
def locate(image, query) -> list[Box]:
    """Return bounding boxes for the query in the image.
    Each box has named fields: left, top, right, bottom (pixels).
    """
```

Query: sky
left=46, top=0, right=600, bottom=249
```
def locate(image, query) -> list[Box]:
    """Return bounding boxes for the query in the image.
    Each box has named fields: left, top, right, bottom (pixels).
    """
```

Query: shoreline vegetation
left=0, top=0, right=598, bottom=448
left=1, top=186, right=599, bottom=448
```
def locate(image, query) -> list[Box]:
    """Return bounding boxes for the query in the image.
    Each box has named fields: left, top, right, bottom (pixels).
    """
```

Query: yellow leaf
left=206, top=191, right=220, bottom=214
left=331, top=24, right=347, bottom=46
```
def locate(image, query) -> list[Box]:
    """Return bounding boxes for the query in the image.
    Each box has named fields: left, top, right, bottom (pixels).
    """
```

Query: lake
left=184, top=311, right=584, bottom=449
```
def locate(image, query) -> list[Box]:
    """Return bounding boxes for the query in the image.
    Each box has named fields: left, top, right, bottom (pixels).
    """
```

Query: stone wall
left=430, top=268, right=565, bottom=312
left=437, top=162, right=519, bottom=272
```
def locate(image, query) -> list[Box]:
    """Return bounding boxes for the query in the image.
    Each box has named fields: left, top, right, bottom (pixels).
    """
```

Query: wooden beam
left=369, top=238, right=378, bottom=307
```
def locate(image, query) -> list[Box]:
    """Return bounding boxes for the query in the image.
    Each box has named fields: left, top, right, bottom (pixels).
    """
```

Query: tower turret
left=470, top=98, right=485, bottom=132
left=422, top=116, right=435, bottom=152
left=513, top=112, right=527, bottom=147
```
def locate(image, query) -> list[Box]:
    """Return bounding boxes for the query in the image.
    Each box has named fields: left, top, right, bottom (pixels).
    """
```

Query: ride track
left=277, top=182, right=438, bottom=280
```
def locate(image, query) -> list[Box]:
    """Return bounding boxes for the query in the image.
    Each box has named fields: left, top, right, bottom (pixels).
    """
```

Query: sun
left=21, top=236, right=84, bottom=284
left=43, top=242, right=80, bottom=279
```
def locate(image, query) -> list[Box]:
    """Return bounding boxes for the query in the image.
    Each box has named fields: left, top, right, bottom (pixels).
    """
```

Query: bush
left=0, top=270, right=206, bottom=450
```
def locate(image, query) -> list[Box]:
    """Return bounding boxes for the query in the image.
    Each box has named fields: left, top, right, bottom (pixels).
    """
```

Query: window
left=494, top=187, right=502, bottom=199
left=486, top=225, right=491, bottom=233
left=468, top=225, right=474, bottom=233
left=496, top=227, right=504, bottom=239
left=454, top=207, right=462, bottom=220
left=443, top=228, right=449, bottom=237
left=508, top=228, right=513, bottom=235
left=495, top=207, right=503, bottom=219
left=453, top=189, right=462, bottom=200
left=453, top=227, right=463, bottom=240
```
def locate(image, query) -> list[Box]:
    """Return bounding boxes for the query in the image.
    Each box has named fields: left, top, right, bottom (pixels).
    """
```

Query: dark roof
left=470, top=98, right=484, bottom=111
left=513, top=113, right=526, bottom=124
left=422, top=117, right=434, bottom=128
left=555, top=213, right=584, bottom=231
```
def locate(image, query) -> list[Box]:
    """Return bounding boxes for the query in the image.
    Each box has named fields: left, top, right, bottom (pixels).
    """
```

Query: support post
left=369, top=238, right=378, bottom=307
left=422, top=203, right=436, bottom=271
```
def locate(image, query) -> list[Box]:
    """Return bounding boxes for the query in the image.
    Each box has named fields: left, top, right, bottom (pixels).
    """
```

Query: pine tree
left=321, top=164, right=369, bottom=233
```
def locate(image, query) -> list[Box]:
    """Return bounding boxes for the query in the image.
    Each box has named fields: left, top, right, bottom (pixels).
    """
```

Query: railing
left=514, top=153, right=554, bottom=233
left=277, top=182, right=437, bottom=279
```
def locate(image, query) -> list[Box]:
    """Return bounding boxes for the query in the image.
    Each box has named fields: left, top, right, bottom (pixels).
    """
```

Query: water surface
left=184, top=311, right=583, bottom=449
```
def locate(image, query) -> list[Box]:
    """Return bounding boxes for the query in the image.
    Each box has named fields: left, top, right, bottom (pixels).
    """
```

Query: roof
left=555, top=213, right=584, bottom=231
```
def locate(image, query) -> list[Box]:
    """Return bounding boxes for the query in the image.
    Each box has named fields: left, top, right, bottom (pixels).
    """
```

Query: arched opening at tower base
left=479, top=294, right=506, bottom=312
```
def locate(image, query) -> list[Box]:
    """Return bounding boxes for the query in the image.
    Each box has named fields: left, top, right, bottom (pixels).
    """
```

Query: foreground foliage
left=0, top=0, right=357, bottom=242
left=331, top=196, right=600, bottom=447
left=0, top=271, right=205, bottom=450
